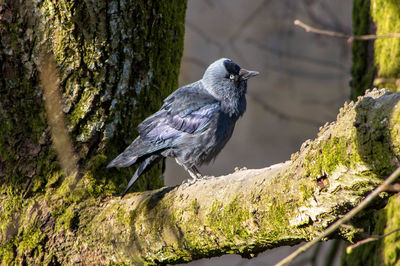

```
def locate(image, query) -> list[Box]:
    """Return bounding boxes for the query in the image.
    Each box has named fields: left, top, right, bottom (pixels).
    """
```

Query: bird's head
left=201, top=58, right=259, bottom=100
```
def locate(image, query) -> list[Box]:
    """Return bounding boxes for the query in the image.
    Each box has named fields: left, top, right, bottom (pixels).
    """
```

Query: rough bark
left=0, top=0, right=186, bottom=264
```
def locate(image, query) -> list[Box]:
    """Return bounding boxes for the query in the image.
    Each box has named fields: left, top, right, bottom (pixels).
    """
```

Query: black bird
left=107, top=58, right=259, bottom=197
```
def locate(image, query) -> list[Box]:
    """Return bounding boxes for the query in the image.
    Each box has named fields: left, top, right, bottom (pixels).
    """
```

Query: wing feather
left=137, top=82, right=220, bottom=143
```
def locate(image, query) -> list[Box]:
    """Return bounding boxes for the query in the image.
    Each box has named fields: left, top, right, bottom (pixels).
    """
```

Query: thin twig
left=381, top=183, right=400, bottom=192
left=294, top=19, right=400, bottom=42
left=294, top=19, right=348, bottom=39
left=346, top=227, right=400, bottom=254
left=276, top=166, right=400, bottom=266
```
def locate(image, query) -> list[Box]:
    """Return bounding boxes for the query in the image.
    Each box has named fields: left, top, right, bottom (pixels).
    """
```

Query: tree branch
left=3, top=89, right=400, bottom=264
left=276, top=166, right=400, bottom=266
left=346, top=227, right=400, bottom=254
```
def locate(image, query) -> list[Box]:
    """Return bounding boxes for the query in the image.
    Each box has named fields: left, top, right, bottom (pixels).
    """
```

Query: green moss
left=55, top=205, right=79, bottom=231
left=266, top=198, right=289, bottom=232
left=305, top=137, right=362, bottom=178
left=0, top=195, right=24, bottom=239
left=389, top=105, right=400, bottom=158
left=342, top=195, right=400, bottom=266
left=354, top=99, right=397, bottom=177
left=0, top=11, right=53, bottom=193
left=350, top=180, right=378, bottom=196
left=0, top=197, right=47, bottom=264
left=299, top=183, right=314, bottom=202
left=341, top=97, right=400, bottom=266
left=0, top=242, right=15, bottom=264
left=350, top=0, right=375, bottom=100
left=371, top=0, right=400, bottom=92
left=206, top=197, right=250, bottom=240
left=68, top=91, right=96, bottom=129
left=306, top=105, right=396, bottom=179
left=189, top=198, right=200, bottom=215
left=116, top=207, right=130, bottom=228
left=18, top=224, right=46, bottom=256
left=380, top=196, right=400, bottom=264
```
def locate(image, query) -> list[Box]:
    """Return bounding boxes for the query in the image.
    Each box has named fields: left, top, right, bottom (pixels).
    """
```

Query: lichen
left=371, top=0, right=400, bottom=91
left=206, top=197, right=251, bottom=240
left=299, top=183, right=314, bottom=202
left=305, top=93, right=398, bottom=181
left=304, top=136, right=364, bottom=179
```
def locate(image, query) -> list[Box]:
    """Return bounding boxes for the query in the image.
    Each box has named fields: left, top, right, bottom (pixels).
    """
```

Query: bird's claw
left=181, top=177, right=199, bottom=186
left=181, top=175, right=215, bottom=186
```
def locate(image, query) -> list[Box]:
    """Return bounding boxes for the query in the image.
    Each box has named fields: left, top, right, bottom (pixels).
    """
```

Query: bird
left=107, top=58, right=259, bottom=197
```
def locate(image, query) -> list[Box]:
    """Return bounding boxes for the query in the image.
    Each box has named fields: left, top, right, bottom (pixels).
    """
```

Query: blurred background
left=165, top=0, right=352, bottom=265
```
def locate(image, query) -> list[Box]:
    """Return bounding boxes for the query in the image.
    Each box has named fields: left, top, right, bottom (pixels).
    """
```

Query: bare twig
left=276, top=166, right=400, bottom=266
left=294, top=19, right=400, bottom=42
left=294, top=19, right=348, bottom=38
left=346, top=227, right=400, bottom=254
left=381, top=183, right=400, bottom=192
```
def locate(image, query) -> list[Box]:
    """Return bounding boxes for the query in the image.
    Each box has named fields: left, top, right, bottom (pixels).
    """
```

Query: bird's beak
left=239, top=68, right=259, bottom=80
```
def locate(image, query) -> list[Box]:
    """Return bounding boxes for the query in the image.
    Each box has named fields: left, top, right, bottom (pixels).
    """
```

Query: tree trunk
left=0, top=0, right=186, bottom=264
left=342, top=0, right=400, bottom=265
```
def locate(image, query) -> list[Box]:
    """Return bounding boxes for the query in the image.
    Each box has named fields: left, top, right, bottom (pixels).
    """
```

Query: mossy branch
left=3, top=89, right=399, bottom=264
left=277, top=166, right=400, bottom=266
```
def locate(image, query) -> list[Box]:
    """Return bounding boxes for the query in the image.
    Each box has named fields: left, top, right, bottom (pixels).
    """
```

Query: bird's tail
left=106, top=153, right=138, bottom=168
left=106, top=137, right=147, bottom=168
left=120, top=154, right=161, bottom=198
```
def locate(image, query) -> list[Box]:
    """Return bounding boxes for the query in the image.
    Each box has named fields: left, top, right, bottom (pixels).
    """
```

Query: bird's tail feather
left=120, top=154, right=161, bottom=198
left=106, top=137, right=149, bottom=168
left=106, top=153, right=139, bottom=168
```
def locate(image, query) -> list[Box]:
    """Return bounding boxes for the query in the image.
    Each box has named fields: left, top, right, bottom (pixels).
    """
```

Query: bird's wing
left=137, top=84, right=220, bottom=143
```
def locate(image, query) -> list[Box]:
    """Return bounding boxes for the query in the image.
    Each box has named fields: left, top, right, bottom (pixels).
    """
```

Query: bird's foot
left=181, top=175, right=215, bottom=186
left=181, top=177, right=198, bottom=187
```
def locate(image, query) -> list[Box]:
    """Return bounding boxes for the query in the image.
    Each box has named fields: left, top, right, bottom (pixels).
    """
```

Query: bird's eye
left=229, top=74, right=235, bottom=80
